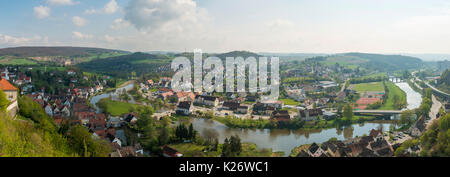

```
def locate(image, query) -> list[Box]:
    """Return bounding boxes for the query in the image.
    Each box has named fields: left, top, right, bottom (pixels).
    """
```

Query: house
left=61, top=105, right=70, bottom=117
left=0, top=78, right=19, bottom=117
left=370, top=140, right=393, bottom=157
left=286, top=89, right=305, bottom=102
left=271, top=110, right=291, bottom=122
left=323, top=111, right=337, bottom=120
left=222, top=101, right=240, bottom=111
left=252, top=103, right=275, bottom=115
left=261, top=100, right=284, bottom=109
left=67, top=70, right=76, bottom=75
left=124, top=113, right=138, bottom=125
left=176, top=101, right=193, bottom=116
left=194, top=95, right=219, bottom=107
left=318, top=81, right=339, bottom=90
left=298, top=108, right=323, bottom=121
left=175, top=91, right=196, bottom=102
left=163, top=146, right=183, bottom=157
left=44, top=104, right=53, bottom=117
left=107, top=116, right=122, bottom=128
left=146, top=79, right=154, bottom=86
left=75, top=112, right=96, bottom=125
left=159, top=91, right=174, bottom=100
left=236, top=105, right=249, bottom=114
left=308, top=143, right=326, bottom=157
left=70, top=78, right=78, bottom=83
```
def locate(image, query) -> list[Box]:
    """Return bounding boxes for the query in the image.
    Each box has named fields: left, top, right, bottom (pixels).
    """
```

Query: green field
left=378, top=82, right=406, bottom=110
left=0, top=58, right=38, bottom=65
left=169, top=143, right=283, bottom=157
left=97, top=98, right=146, bottom=116
left=280, top=98, right=300, bottom=106
left=352, top=82, right=384, bottom=92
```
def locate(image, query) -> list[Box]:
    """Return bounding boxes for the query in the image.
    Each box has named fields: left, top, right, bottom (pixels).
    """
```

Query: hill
left=0, top=46, right=129, bottom=57
left=77, top=52, right=172, bottom=78
left=315, top=53, right=424, bottom=71
left=213, top=51, right=262, bottom=59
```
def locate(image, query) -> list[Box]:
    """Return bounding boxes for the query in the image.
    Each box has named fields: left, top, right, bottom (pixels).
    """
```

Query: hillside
left=436, top=69, right=450, bottom=93
left=213, top=51, right=262, bottom=59
left=77, top=52, right=172, bottom=78
left=0, top=113, right=76, bottom=157
left=0, top=46, right=129, bottom=57
left=317, top=53, right=424, bottom=71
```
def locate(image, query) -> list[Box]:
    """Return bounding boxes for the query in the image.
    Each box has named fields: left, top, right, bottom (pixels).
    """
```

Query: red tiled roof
left=0, top=78, right=18, bottom=91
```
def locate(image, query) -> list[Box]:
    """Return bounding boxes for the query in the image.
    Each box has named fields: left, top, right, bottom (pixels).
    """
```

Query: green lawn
left=378, top=82, right=406, bottom=110
left=0, top=58, right=38, bottom=65
left=168, top=143, right=283, bottom=157
left=280, top=98, right=300, bottom=106
left=352, top=82, right=384, bottom=92
left=97, top=98, right=146, bottom=116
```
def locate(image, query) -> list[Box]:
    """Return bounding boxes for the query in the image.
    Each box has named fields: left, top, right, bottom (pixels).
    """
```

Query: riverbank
left=211, top=114, right=391, bottom=131
left=168, top=142, right=284, bottom=157
left=379, top=82, right=407, bottom=110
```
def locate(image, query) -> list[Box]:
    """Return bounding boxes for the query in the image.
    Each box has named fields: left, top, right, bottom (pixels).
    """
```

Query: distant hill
left=0, top=46, right=129, bottom=57
left=78, top=52, right=172, bottom=77
left=314, top=53, right=424, bottom=71
left=213, top=51, right=262, bottom=59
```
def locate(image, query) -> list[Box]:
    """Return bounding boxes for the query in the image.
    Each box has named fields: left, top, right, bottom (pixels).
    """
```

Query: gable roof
left=0, top=78, right=18, bottom=91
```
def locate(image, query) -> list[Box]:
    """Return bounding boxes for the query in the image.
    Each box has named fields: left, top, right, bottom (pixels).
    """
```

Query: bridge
left=331, top=109, right=402, bottom=115
left=353, top=110, right=402, bottom=115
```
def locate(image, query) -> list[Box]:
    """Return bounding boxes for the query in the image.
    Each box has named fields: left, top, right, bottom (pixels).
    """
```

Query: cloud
left=123, top=0, right=208, bottom=31
left=72, top=16, right=88, bottom=27
left=84, top=0, right=118, bottom=15
left=110, top=18, right=131, bottom=30
left=34, top=6, right=51, bottom=19
left=72, top=31, right=93, bottom=40
left=46, top=0, right=79, bottom=6
left=104, top=0, right=119, bottom=14
left=0, top=33, right=49, bottom=46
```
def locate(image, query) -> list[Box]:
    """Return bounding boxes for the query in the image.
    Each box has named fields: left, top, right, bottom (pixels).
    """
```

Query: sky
left=2, top=0, right=450, bottom=54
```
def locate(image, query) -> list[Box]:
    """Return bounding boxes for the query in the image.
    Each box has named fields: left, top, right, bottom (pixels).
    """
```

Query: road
left=426, top=95, right=442, bottom=129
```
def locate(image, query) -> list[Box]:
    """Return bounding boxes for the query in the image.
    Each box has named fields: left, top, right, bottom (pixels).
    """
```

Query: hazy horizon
left=2, top=0, right=450, bottom=54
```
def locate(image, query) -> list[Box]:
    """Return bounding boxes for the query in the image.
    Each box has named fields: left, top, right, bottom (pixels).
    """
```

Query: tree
left=0, top=89, right=10, bottom=112
left=400, top=110, right=415, bottom=126
left=343, top=104, right=353, bottom=121
left=188, top=123, right=196, bottom=140
left=158, top=127, right=170, bottom=145
left=222, top=135, right=242, bottom=157
left=67, top=125, right=112, bottom=157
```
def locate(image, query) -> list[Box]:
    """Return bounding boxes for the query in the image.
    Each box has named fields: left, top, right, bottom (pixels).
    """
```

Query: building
left=194, top=95, right=219, bottom=107
left=176, top=101, right=193, bottom=116
left=298, top=108, right=323, bottom=121
left=0, top=78, right=19, bottom=117
left=222, top=101, right=240, bottom=111
left=323, top=111, right=337, bottom=120
left=261, top=100, right=284, bottom=109
left=236, top=105, right=249, bottom=114
left=318, top=81, right=339, bottom=90
left=163, top=146, right=183, bottom=157
left=271, top=110, right=291, bottom=122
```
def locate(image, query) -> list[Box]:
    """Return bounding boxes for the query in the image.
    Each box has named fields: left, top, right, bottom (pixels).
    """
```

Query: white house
left=44, top=104, right=53, bottom=117
left=176, top=101, right=193, bottom=116
left=194, top=95, right=219, bottom=107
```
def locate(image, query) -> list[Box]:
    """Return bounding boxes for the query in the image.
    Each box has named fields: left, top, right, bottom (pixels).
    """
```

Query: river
left=185, top=119, right=391, bottom=156
left=90, top=80, right=422, bottom=156
left=394, top=82, right=422, bottom=110
left=90, top=82, right=135, bottom=113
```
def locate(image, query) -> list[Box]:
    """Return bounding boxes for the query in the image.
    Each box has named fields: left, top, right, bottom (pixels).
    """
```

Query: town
left=0, top=49, right=448, bottom=158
